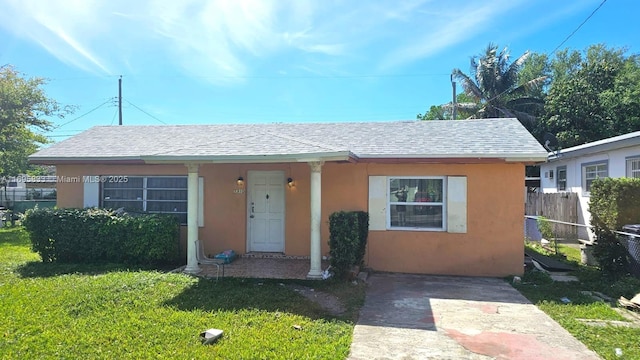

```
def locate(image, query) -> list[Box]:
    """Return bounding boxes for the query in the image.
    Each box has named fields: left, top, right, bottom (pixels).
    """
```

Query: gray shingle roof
left=30, top=118, right=547, bottom=163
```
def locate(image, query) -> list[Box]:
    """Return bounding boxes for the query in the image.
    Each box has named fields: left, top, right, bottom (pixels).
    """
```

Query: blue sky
left=0, top=0, right=637, bottom=142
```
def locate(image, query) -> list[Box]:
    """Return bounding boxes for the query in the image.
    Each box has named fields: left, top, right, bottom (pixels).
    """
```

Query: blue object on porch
left=214, top=250, right=237, bottom=264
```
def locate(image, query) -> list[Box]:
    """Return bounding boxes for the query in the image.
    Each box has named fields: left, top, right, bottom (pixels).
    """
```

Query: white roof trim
left=140, top=151, right=355, bottom=164
left=358, top=153, right=547, bottom=162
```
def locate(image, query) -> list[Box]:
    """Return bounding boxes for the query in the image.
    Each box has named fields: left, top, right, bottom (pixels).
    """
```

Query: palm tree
left=452, top=43, right=547, bottom=127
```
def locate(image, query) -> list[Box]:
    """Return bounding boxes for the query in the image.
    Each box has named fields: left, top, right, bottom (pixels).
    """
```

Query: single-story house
left=540, top=131, right=640, bottom=240
left=29, top=118, right=547, bottom=277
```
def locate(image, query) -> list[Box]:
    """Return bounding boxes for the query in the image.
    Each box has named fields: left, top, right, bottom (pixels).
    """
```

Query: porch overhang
left=139, top=151, right=357, bottom=164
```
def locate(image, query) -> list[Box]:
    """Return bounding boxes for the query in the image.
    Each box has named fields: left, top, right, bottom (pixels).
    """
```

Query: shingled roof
left=30, top=118, right=547, bottom=164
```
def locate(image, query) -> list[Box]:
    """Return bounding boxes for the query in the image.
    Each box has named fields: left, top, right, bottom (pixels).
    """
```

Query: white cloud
left=0, top=0, right=588, bottom=83
left=378, top=1, right=524, bottom=69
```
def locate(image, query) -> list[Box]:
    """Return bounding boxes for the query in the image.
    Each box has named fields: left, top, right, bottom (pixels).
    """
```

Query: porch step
left=242, top=252, right=310, bottom=260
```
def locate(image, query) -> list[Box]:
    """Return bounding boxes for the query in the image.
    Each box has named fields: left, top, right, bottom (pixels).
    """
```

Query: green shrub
left=592, top=231, right=630, bottom=279
left=328, top=211, right=369, bottom=279
left=22, top=208, right=180, bottom=265
left=590, top=177, right=640, bottom=231
left=537, top=216, right=554, bottom=240
left=589, top=178, right=640, bottom=278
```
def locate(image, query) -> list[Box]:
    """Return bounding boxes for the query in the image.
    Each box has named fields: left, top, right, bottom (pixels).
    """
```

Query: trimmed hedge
left=590, top=177, right=640, bottom=231
left=22, top=208, right=180, bottom=265
left=590, top=177, right=640, bottom=277
left=328, top=211, right=369, bottom=278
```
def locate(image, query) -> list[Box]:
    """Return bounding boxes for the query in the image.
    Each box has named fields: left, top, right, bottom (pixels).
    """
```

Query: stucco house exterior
left=29, top=118, right=547, bottom=277
left=539, top=131, right=640, bottom=240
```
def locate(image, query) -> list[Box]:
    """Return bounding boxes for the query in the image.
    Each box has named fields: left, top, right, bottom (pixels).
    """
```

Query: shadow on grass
left=163, top=277, right=356, bottom=322
left=15, top=260, right=180, bottom=278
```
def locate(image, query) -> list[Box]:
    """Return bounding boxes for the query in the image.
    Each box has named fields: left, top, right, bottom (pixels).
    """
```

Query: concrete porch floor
left=198, top=256, right=330, bottom=280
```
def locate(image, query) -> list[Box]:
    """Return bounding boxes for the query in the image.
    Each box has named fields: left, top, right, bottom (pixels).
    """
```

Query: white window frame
left=556, top=166, right=567, bottom=191
left=101, top=176, right=188, bottom=223
left=582, top=161, right=608, bottom=195
left=626, top=156, right=640, bottom=178
left=387, top=176, right=446, bottom=231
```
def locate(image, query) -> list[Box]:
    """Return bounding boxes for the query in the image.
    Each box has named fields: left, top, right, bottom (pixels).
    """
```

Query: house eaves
left=139, top=151, right=357, bottom=164
left=547, top=131, right=640, bottom=163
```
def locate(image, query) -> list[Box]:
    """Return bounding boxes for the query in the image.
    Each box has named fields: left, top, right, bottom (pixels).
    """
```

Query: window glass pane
left=389, top=177, right=444, bottom=229
left=390, top=204, right=443, bottom=228
left=103, top=200, right=143, bottom=211
left=103, top=189, right=143, bottom=200
left=557, top=167, right=567, bottom=191
left=101, top=176, right=189, bottom=225
left=627, top=158, right=640, bottom=178
left=584, top=163, right=607, bottom=192
left=390, top=178, right=443, bottom=203
left=147, top=177, right=187, bottom=188
left=147, top=201, right=187, bottom=213
left=103, top=177, right=143, bottom=189
left=147, top=189, right=187, bottom=201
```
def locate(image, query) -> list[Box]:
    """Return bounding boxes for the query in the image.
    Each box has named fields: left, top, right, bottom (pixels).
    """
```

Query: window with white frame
left=556, top=166, right=567, bottom=191
left=388, top=177, right=445, bottom=230
left=102, top=176, right=188, bottom=223
left=582, top=162, right=608, bottom=193
left=626, top=157, right=640, bottom=178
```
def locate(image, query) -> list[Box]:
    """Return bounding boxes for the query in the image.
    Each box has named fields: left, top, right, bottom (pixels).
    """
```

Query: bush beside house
left=590, top=178, right=640, bottom=277
left=23, top=208, right=180, bottom=265
left=328, top=211, right=369, bottom=279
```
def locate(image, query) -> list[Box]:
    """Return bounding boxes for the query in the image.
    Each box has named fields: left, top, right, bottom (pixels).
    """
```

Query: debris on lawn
left=512, top=276, right=521, bottom=284
left=293, top=324, right=302, bottom=330
left=560, top=297, right=571, bottom=304
left=615, top=348, right=623, bottom=357
left=200, top=328, right=223, bottom=345
left=619, top=293, right=640, bottom=311
left=321, top=266, right=332, bottom=280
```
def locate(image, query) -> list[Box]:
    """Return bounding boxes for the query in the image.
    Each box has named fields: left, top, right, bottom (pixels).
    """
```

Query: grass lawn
left=515, top=243, right=640, bottom=360
left=0, top=227, right=365, bottom=359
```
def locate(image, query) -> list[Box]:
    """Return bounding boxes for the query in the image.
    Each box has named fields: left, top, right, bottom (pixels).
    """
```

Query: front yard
left=514, top=244, right=640, bottom=360
left=0, top=227, right=365, bottom=359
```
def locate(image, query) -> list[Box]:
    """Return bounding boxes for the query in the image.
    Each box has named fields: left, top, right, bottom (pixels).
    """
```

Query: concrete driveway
left=349, top=273, right=600, bottom=360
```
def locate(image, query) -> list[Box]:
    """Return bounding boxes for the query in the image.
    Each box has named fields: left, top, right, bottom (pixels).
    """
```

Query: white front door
left=247, top=171, right=285, bottom=252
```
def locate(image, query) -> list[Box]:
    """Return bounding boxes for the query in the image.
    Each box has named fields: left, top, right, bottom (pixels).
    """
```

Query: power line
left=550, top=0, right=607, bottom=54
left=124, top=99, right=167, bottom=124
left=109, top=107, right=119, bottom=126
left=56, top=98, right=115, bottom=129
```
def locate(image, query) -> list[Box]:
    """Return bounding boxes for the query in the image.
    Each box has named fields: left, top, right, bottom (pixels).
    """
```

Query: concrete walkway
left=349, top=273, right=601, bottom=360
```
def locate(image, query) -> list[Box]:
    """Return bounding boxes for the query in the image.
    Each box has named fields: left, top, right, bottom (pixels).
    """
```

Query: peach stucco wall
left=55, top=161, right=525, bottom=277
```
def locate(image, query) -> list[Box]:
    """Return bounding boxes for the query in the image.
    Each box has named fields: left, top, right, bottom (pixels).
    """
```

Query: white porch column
left=184, top=163, right=201, bottom=274
left=307, top=161, right=324, bottom=279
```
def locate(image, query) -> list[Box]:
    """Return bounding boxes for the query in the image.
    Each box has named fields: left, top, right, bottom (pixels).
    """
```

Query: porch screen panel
left=103, top=177, right=144, bottom=211
left=101, top=176, right=188, bottom=224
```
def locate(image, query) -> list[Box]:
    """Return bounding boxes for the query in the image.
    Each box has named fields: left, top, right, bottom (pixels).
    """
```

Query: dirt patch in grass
left=288, top=284, right=346, bottom=316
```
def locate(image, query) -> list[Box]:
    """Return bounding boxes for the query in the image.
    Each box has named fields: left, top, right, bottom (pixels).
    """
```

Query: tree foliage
left=522, top=44, right=640, bottom=147
left=0, top=66, right=71, bottom=182
left=417, top=93, right=475, bottom=120
left=451, top=43, right=547, bottom=129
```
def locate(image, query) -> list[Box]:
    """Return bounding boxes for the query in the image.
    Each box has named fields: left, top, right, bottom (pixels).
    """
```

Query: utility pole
left=451, top=74, right=457, bottom=120
left=118, top=76, right=123, bottom=126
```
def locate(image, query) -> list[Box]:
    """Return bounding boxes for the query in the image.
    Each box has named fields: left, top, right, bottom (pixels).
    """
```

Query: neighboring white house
left=540, top=131, right=640, bottom=240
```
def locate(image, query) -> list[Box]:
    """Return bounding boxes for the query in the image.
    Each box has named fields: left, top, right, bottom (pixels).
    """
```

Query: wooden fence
left=525, top=192, right=580, bottom=241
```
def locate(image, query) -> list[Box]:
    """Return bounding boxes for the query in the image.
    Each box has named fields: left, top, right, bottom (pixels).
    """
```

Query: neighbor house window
left=582, top=162, right=608, bottom=193
left=102, top=176, right=188, bottom=223
left=388, top=177, right=445, bottom=230
left=556, top=166, right=567, bottom=191
left=627, top=156, right=640, bottom=178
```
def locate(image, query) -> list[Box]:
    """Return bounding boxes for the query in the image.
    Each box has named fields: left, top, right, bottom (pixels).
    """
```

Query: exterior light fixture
left=287, top=177, right=294, bottom=188
left=237, top=176, right=244, bottom=186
